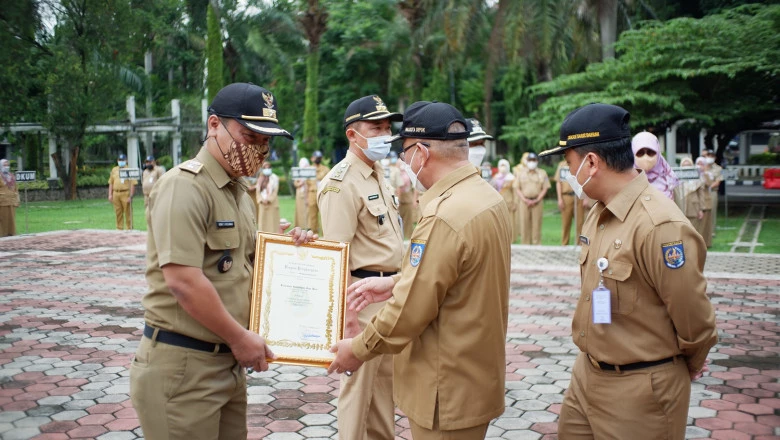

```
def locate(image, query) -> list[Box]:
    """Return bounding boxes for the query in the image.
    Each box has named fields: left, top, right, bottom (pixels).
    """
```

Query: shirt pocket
left=205, top=229, right=241, bottom=280
left=366, top=203, right=390, bottom=238
left=601, top=260, right=636, bottom=315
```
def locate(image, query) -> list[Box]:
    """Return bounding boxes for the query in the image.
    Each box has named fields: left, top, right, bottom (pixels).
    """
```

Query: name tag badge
left=368, top=194, right=379, bottom=201
left=216, top=221, right=235, bottom=229
left=592, top=286, right=612, bottom=324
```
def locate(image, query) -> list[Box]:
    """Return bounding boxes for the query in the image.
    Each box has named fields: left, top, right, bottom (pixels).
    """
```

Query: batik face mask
left=219, top=121, right=268, bottom=177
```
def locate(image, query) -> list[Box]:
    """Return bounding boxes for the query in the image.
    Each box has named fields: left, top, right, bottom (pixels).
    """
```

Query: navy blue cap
left=388, top=101, right=469, bottom=142
left=208, top=83, right=293, bottom=140
left=539, top=103, right=631, bottom=157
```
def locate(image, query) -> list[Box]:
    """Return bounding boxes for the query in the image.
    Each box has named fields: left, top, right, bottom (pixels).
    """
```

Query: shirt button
left=608, top=269, right=613, bottom=275
left=644, top=196, right=651, bottom=201
left=586, top=295, right=590, bottom=301
left=599, top=224, right=605, bottom=230
left=580, top=331, right=585, bottom=337
left=225, top=241, right=231, bottom=247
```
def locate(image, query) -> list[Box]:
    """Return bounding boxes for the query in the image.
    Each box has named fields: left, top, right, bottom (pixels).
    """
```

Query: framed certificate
left=250, top=232, right=349, bottom=367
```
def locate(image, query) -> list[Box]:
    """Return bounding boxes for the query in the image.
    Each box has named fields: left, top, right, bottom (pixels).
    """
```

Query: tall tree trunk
left=482, top=0, right=509, bottom=135
left=51, top=146, right=79, bottom=200
left=299, top=0, right=327, bottom=156
left=598, top=0, right=618, bottom=59
left=302, top=47, right=320, bottom=154
left=206, top=1, right=223, bottom=102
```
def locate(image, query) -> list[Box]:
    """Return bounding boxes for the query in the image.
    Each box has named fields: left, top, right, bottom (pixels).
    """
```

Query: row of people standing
left=489, top=152, right=551, bottom=245
left=632, top=131, right=723, bottom=248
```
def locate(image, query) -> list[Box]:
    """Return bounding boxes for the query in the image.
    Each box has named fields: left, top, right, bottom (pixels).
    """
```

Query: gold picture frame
left=250, top=232, right=349, bottom=368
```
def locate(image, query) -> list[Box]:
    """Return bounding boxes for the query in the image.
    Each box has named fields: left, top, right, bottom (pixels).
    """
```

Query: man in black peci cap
left=328, top=101, right=513, bottom=440
left=130, top=83, right=316, bottom=440
left=141, top=155, right=165, bottom=209
left=539, top=103, right=717, bottom=440
left=108, top=153, right=136, bottom=230
left=317, top=94, right=405, bottom=440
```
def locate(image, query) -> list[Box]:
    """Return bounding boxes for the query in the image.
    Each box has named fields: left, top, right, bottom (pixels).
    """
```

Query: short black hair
left=576, top=138, right=634, bottom=172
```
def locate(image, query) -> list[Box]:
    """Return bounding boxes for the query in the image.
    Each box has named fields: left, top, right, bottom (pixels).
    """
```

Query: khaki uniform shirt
left=352, top=165, right=512, bottom=430
left=108, top=166, right=137, bottom=191
left=307, top=164, right=330, bottom=205
left=574, top=172, right=717, bottom=372
left=513, top=167, right=550, bottom=199
left=143, top=147, right=257, bottom=342
left=554, top=160, right=575, bottom=195
left=0, top=174, right=19, bottom=207
left=317, top=151, right=403, bottom=272
left=142, top=165, right=165, bottom=196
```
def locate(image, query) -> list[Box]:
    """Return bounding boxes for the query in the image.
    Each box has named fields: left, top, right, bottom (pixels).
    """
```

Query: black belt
left=351, top=269, right=397, bottom=278
left=114, top=189, right=129, bottom=193
left=144, top=325, right=231, bottom=354
left=590, top=354, right=674, bottom=372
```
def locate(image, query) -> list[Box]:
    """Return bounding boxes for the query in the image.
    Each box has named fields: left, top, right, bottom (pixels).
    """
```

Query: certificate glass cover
left=250, top=232, right=349, bottom=367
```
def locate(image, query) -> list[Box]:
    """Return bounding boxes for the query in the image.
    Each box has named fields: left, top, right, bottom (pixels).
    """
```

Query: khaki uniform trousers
left=561, top=194, right=585, bottom=245
left=699, top=209, right=713, bottom=248
left=409, top=407, right=489, bottom=440
left=307, top=192, right=320, bottom=234
left=338, top=276, right=395, bottom=440
left=399, top=202, right=418, bottom=239
left=0, top=205, right=16, bottom=237
left=558, top=353, right=690, bottom=440
left=519, top=200, right=543, bottom=245
left=130, top=336, right=247, bottom=440
left=113, top=190, right=132, bottom=230
left=708, top=192, right=718, bottom=244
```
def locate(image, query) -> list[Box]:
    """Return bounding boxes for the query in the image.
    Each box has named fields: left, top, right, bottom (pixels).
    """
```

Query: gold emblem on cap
left=372, top=95, right=388, bottom=113
left=262, top=92, right=275, bottom=109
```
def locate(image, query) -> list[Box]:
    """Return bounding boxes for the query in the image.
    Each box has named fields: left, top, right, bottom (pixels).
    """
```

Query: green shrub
left=17, top=180, right=50, bottom=190
left=747, top=153, right=780, bottom=165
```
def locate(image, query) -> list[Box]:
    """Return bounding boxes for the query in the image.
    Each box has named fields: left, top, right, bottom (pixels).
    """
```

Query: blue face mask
left=118, top=161, right=127, bottom=167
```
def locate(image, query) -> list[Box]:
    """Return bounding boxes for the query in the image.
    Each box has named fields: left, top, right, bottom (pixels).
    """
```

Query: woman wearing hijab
left=294, top=158, right=310, bottom=228
left=675, top=157, right=707, bottom=234
left=632, top=131, right=679, bottom=199
left=0, top=159, right=19, bottom=237
left=491, top=159, right=518, bottom=241
left=256, top=162, right=280, bottom=232
left=695, top=156, right=715, bottom=247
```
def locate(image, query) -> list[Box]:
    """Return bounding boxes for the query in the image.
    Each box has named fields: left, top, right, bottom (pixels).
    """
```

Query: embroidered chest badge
left=661, top=241, right=685, bottom=269
left=410, top=239, right=426, bottom=267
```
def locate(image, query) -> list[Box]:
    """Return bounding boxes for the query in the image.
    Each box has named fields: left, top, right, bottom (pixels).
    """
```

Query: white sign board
left=119, top=168, right=141, bottom=180
left=15, top=171, right=36, bottom=182
left=481, top=166, right=492, bottom=181
left=291, top=167, right=317, bottom=179
left=670, top=167, right=701, bottom=181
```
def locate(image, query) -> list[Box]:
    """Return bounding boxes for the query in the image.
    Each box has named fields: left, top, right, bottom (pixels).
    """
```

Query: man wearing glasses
left=317, top=95, right=405, bottom=440
left=328, top=101, right=513, bottom=440
left=131, top=83, right=316, bottom=440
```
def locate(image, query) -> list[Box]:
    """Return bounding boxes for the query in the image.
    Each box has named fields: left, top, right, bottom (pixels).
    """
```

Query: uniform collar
left=196, top=147, right=233, bottom=189
left=345, top=150, right=379, bottom=180
left=603, top=170, right=649, bottom=222
left=419, top=164, right=478, bottom=212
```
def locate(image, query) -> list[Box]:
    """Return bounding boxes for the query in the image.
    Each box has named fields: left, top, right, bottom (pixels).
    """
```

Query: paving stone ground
left=1, top=230, right=778, bottom=440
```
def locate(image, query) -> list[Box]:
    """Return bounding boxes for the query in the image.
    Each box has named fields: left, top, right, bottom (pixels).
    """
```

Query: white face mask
left=563, top=155, right=592, bottom=200
left=468, top=146, right=486, bottom=167
left=705, top=157, right=715, bottom=165
left=262, top=168, right=273, bottom=176
left=354, top=130, right=392, bottom=162
left=635, top=154, right=658, bottom=172
left=1, top=166, right=9, bottom=173
left=118, top=161, right=127, bottom=167
left=403, top=146, right=427, bottom=192
left=527, top=161, right=538, bottom=170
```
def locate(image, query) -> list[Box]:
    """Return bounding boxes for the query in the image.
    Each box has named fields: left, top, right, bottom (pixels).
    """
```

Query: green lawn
left=11, top=196, right=777, bottom=253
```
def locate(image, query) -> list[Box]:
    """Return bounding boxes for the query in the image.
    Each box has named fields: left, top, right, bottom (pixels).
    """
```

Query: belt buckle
left=587, top=354, right=601, bottom=370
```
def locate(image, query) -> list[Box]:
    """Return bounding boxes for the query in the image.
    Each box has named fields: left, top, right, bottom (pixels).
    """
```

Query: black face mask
left=314, top=157, right=322, bottom=165
left=145, top=164, right=154, bottom=170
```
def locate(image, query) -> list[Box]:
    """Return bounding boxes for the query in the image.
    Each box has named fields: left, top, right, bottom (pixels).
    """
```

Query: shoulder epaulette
left=180, top=160, right=204, bottom=174
left=330, top=162, right=350, bottom=182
